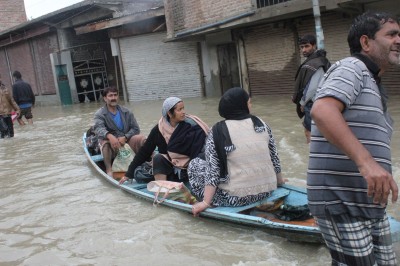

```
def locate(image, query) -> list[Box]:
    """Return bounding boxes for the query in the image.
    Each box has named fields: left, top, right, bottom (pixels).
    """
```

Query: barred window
left=257, top=0, right=291, bottom=8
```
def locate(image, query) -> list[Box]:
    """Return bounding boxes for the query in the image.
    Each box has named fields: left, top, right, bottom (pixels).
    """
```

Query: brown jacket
left=0, top=83, right=20, bottom=116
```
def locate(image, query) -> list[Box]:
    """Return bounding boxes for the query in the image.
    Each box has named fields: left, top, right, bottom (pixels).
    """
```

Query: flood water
left=1, top=95, right=400, bottom=265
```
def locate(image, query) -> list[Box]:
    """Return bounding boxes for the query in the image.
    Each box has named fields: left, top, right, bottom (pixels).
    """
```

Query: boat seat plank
left=91, top=154, right=104, bottom=162
left=124, top=182, right=148, bottom=190
left=213, top=188, right=290, bottom=213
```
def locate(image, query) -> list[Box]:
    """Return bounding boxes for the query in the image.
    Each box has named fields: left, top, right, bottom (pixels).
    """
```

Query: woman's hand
left=276, top=173, right=288, bottom=186
left=192, top=201, right=210, bottom=216
left=119, top=176, right=128, bottom=185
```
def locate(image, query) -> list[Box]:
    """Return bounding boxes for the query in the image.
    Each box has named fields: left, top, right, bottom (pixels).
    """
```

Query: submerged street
left=1, top=95, right=400, bottom=265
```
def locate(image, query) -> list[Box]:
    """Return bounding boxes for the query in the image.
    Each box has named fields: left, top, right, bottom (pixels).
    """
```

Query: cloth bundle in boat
left=147, top=180, right=197, bottom=205
left=85, top=126, right=99, bottom=155
left=112, top=144, right=135, bottom=173
left=274, top=204, right=312, bottom=221
left=134, top=161, right=155, bottom=183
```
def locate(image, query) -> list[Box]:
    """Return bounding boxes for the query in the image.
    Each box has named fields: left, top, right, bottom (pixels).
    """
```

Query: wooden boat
left=83, top=133, right=400, bottom=244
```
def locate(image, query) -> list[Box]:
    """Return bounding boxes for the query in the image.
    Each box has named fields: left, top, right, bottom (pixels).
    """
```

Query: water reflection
left=0, top=95, right=399, bottom=265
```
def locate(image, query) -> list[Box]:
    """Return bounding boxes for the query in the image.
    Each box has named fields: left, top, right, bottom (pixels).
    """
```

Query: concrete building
left=75, top=2, right=202, bottom=102
left=164, top=0, right=400, bottom=97
left=0, top=1, right=129, bottom=105
left=0, top=0, right=199, bottom=104
left=0, top=0, right=398, bottom=105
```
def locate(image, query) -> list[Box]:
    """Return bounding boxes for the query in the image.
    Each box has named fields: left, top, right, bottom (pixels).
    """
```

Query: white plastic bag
left=112, top=144, right=134, bottom=172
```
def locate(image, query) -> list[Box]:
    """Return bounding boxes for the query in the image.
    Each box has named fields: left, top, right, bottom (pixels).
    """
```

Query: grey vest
left=219, top=118, right=277, bottom=197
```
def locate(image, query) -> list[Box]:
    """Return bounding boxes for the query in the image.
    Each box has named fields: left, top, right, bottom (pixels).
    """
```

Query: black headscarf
left=212, top=87, right=265, bottom=177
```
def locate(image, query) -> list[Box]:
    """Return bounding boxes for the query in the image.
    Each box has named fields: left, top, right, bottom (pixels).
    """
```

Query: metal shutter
left=243, top=24, right=297, bottom=96
left=298, top=12, right=400, bottom=95
left=119, top=32, right=202, bottom=102
left=297, top=12, right=352, bottom=63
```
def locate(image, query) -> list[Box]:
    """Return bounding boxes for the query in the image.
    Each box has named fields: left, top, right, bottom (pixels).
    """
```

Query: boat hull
left=83, top=134, right=400, bottom=244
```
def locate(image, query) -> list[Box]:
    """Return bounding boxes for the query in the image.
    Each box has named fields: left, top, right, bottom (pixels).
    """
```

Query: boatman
left=307, top=11, right=399, bottom=265
left=94, top=86, right=146, bottom=177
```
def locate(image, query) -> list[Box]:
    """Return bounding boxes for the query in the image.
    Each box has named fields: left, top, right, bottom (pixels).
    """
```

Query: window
left=257, top=0, right=291, bottom=8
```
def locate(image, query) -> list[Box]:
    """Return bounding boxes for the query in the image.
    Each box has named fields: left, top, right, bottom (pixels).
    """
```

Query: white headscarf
left=162, top=97, right=182, bottom=119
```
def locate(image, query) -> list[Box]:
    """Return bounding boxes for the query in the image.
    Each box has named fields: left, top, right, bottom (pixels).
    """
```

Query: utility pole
left=312, top=0, right=325, bottom=50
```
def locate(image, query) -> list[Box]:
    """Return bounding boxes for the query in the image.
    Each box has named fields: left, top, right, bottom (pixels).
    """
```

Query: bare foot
left=106, top=170, right=113, bottom=177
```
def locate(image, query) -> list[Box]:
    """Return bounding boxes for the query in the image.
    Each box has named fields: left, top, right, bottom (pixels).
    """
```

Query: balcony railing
left=257, top=0, right=291, bottom=8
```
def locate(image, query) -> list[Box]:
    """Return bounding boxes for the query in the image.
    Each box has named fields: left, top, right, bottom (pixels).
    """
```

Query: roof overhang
left=74, top=6, right=164, bottom=35
left=166, top=0, right=354, bottom=42
left=0, top=0, right=122, bottom=47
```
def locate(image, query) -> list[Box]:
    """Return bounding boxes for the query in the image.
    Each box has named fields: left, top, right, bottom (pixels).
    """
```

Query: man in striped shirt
left=308, top=11, right=400, bottom=265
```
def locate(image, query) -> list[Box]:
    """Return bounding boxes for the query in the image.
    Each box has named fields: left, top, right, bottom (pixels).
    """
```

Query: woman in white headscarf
left=119, top=97, right=209, bottom=184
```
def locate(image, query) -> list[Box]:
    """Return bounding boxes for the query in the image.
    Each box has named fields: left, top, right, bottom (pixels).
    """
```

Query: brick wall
left=164, top=0, right=253, bottom=38
left=0, top=0, right=26, bottom=32
left=243, top=13, right=352, bottom=96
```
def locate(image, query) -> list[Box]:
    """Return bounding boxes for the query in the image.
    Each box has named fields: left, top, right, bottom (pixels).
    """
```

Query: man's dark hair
left=348, top=11, right=399, bottom=54
left=298, top=34, right=316, bottom=45
left=12, top=71, right=22, bottom=79
left=102, top=86, right=118, bottom=97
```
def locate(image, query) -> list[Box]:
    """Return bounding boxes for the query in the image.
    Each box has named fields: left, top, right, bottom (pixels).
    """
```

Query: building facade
left=164, top=0, right=400, bottom=97
left=0, top=0, right=398, bottom=105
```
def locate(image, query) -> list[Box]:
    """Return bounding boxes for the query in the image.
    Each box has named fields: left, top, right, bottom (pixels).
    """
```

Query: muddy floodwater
left=1, top=95, right=400, bottom=265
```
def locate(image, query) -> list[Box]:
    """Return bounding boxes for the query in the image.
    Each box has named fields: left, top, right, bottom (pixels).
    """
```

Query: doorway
left=73, top=58, right=109, bottom=103
left=217, top=43, right=240, bottom=94
left=56, top=64, right=72, bottom=105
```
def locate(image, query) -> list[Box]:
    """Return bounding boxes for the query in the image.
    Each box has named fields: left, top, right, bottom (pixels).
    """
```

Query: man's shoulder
left=307, top=51, right=330, bottom=64
left=117, top=105, right=129, bottom=111
left=13, top=79, right=30, bottom=88
left=333, top=57, right=367, bottom=72
left=117, top=105, right=134, bottom=114
left=94, top=106, right=107, bottom=116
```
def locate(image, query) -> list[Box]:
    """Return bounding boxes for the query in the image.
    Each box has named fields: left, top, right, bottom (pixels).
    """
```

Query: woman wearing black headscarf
left=188, top=87, right=285, bottom=216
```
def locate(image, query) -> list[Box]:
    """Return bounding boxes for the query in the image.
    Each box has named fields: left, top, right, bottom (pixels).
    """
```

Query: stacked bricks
left=164, top=0, right=253, bottom=38
left=0, top=0, right=27, bottom=32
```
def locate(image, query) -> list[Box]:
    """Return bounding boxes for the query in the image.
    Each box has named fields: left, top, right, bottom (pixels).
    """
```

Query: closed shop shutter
left=31, top=33, right=59, bottom=95
left=7, top=42, right=38, bottom=95
left=298, top=12, right=400, bottom=95
left=297, top=12, right=351, bottom=64
left=382, top=66, right=400, bottom=95
left=119, top=32, right=202, bottom=102
left=243, top=24, right=297, bottom=96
